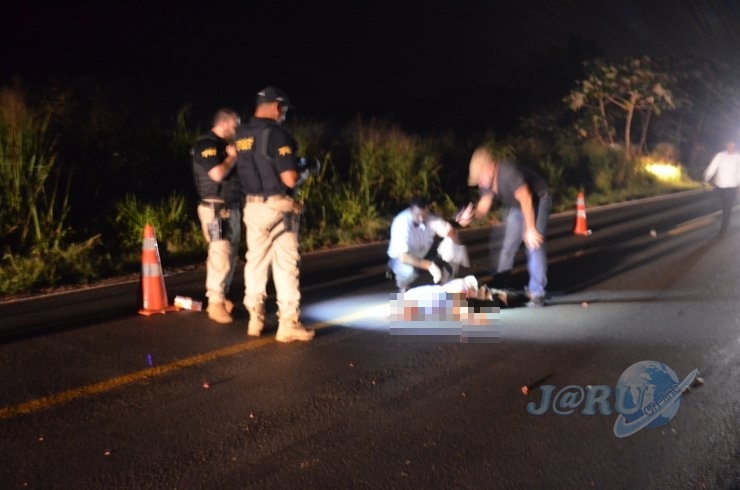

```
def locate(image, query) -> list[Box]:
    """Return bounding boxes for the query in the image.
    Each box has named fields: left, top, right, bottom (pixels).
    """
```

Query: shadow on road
left=548, top=233, right=721, bottom=295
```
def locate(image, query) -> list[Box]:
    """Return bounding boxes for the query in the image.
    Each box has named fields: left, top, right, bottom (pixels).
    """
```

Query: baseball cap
left=255, top=86, right=291, bottom=108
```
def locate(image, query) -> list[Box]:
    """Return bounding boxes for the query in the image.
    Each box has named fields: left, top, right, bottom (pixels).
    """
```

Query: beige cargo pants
left=242, top=196, right=301, bottom=320
left=197, top=203, right=237, bottom=304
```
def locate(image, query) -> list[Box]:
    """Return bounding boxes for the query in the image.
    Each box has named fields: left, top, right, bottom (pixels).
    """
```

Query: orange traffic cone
left=573, top=192, right=592, bottom=236
left=138, top=224, right=179, bottom=316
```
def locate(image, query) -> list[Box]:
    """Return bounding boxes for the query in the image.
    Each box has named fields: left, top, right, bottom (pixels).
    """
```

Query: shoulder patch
left=277, top=146, right=292, bottom=156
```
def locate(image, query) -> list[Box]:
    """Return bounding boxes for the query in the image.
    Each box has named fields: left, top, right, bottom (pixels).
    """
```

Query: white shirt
left=390, top=277, right=494, bottom=328
left=387, top=208, right=452, bottom=259
left=704, top=151, right=740, bottom=188
left=392, top=278, right=471, bottom=318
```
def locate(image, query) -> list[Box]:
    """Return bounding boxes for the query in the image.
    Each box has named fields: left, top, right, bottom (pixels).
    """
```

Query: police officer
left=234, top=87, right=314, bottom=342
left=192, top=108, right=243, bottom=324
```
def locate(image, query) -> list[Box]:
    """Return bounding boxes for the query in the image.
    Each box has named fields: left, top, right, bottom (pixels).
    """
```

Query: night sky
left=3, top=0, right=740, bottom=133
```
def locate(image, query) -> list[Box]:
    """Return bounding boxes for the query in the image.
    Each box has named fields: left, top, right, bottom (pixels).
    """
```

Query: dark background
left=4, top=0, right=740, bottom=134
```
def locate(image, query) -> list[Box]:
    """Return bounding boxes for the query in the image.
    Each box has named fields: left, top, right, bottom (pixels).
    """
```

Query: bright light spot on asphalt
left=303, top=292, right=391, bottom=331
left=302, top=288, right=639, bottom=344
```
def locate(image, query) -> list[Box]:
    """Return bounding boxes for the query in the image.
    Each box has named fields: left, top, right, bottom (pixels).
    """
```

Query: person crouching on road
left=234, top=86, right=314, bottom=343
left=387, top=197, right=468, bottom=293
left=191, top=108, right=243, bottom=324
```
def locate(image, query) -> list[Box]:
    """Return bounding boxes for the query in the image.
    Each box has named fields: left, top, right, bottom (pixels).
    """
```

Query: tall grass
left=291, top=118, right=455, bottom=250
left=349, top=118, right=447, bottom=214
left=113, top=193, right=204, bottom=268
left=0, top=86, right=67, bottom=252
left=296, top=149, right=386, bottom=250
left=0, top=85, right=101, bottom=295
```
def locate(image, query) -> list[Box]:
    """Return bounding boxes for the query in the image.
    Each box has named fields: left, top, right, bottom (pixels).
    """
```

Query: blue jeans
left=494, top=194, right=551, bottom=297
left=224, top=205, right=242, bottom=297
left=388, top=258, right=418, bottom=290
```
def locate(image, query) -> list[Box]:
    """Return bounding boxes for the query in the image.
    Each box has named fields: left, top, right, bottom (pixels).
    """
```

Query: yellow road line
left=0, top=306, right=386, bottom=420
left=666, top=213, right=717, bottom=236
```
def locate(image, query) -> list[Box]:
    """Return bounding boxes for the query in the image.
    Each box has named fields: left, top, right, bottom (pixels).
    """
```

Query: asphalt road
left=1, top=189, right=739, bottom=489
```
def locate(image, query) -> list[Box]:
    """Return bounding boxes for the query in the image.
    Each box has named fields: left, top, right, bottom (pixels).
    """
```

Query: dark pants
left=717, top=187, right=737, bottom=234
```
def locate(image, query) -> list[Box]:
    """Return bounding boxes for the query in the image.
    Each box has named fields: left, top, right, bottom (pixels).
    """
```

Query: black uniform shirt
left=484, top=160, right=550, bottom=209
left=191, top=131, right=241, bottom=204
left=234, top=117, right=298, bottom=197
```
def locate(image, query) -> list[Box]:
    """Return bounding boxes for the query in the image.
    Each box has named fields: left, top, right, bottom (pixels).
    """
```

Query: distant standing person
left=234, top=86, right=314, bottom=342
left=703, top=139, right=740, bottom=236
left=191, top=108, right=243, bottom=324
left=456, top=145, right=552, bottom=307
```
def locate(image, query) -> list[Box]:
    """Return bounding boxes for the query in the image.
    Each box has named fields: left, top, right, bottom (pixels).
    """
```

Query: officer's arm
left=272, top=132, right=299, bottom=189
left=207, top=145, right=237, bottom=183
left=279, top=169, right=299, bottom=189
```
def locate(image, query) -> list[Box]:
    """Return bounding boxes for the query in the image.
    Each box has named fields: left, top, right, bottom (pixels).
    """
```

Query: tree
left=565, top=56, right=677, bottom=157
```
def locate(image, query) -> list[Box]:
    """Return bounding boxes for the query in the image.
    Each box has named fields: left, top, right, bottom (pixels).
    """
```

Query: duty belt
left=246, top=194, right=285, bottom=203
left=199, top=199, right=227, bottom=211
left=200, top=199, right=240, bottom=207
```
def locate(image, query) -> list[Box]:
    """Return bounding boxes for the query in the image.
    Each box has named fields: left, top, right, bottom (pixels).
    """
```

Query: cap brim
left=256, top=97, right=294, bottom=109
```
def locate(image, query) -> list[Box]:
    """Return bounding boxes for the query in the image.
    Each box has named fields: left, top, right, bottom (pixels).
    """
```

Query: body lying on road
left=389, top=276, right=506, bottom=342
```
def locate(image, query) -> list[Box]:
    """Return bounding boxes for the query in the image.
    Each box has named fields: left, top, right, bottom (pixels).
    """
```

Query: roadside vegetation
left=2, top=54, right=737, bottom=297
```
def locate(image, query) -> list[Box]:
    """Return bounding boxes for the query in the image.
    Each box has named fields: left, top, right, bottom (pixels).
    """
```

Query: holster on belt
left=201, top=200, right=231, bottom=218
left=265, top=196, right=303, bottom=234
left=265, top=196, right=303, bottom=214
left=202, top=200, right=231, bottom=241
